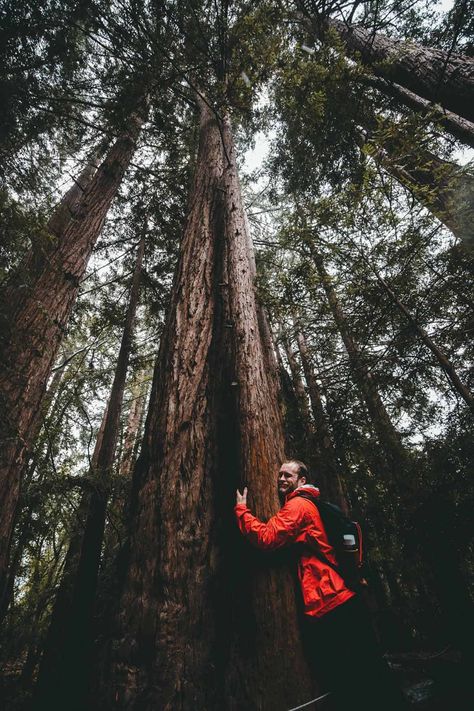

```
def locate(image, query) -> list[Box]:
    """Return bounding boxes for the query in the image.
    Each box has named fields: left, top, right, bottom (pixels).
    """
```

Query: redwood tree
left=0, top=105, right=146, bottom=600
left=109, top=95, right=313, bottom=710
left=32, top=234, right=146, bottom=711
left=298, top=8, right=474, bottom=123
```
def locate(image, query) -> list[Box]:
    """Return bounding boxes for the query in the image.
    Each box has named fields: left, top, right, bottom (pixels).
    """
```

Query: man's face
left=277, top=462, right=305, bottom=498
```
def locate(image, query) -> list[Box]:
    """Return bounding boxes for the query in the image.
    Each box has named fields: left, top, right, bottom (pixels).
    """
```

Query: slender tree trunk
left=278, top=330, right=326, bottom=482
left=299, top=9, right=474, bottom=122
left=109, top=100, right=313, bottom=711
left=33, top=236, right=145, bottom=711
left=273, top=338, right=308, bottom=458
left=119, top=375, right=148, bottom=481
left=364, top=129, right=474, bottom=248
left=295, top=329, right=349, bottom=511
left=281, top=333, right=313, bottom=426
left=308, top=244, right=410, bottom=483
left=368, top=263, right=474, bottom=410
left=0, top=105, right=146, bottom=601
left=361, top=75, right=474, bottom=149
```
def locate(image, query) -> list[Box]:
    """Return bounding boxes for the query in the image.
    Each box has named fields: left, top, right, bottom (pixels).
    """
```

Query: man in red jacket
left=235, top=459, right=408, bottom=711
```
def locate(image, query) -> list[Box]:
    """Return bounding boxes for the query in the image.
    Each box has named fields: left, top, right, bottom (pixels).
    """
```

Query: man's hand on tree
left=236, top=487, right=248, bottom=506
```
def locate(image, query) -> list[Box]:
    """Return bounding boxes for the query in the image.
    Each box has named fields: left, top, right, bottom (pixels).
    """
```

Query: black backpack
left=297, top=493, right=365, bottom=591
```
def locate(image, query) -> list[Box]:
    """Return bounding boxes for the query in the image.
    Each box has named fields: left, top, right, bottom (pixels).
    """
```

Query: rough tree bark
left=219, top=114, right=313, bottom=710
left=33, top=235, right=145, bottom=711
left=299, top=8, right=474, bottom=123
left=295, top=329, right=349, bottom=512
left=0, top=106, right=146, bottom=602
left=109, top=98, right=313, bottom=711
left=307, top=243, right=410, bottom=484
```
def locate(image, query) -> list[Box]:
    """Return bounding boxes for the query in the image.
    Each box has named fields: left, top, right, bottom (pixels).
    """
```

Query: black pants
left=305, top=595, right=409, bottom=711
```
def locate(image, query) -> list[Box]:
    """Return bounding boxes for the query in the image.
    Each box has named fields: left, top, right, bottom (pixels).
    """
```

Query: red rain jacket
left=235, top=485, right=355, bottom=618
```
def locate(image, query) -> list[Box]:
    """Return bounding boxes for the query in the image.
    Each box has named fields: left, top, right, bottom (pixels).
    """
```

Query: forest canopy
left=0, top=1, right=473, bottom=710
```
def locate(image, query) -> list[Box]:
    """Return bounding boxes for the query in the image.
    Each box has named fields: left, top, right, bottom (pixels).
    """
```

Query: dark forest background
left=0, top=1, right=473, bottom=710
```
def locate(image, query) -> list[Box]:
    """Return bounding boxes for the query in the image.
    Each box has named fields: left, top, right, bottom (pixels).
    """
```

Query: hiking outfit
left=235, top=484, right=409, bottom=711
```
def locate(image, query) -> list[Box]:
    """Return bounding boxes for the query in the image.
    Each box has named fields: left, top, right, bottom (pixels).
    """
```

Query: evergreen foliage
left=0, top=1, right=472, bottom=709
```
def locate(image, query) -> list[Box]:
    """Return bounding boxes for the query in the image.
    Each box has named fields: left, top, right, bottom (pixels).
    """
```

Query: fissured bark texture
left=110, top=101, right=313, bottom=710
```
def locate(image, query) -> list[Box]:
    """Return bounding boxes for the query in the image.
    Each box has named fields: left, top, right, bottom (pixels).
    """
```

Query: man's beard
left=278, top=484, right=294, bottom=504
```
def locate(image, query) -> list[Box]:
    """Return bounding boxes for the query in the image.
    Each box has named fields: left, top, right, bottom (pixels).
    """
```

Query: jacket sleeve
left=234, top=499, right=306, bottom=550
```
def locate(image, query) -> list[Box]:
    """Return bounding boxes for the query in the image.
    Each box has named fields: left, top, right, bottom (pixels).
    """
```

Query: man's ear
left=298, top=476, right=307, bottom=487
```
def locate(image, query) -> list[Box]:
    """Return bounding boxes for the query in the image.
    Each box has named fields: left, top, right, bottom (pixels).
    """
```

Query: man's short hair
left=287, top=459, right=310, bottom=481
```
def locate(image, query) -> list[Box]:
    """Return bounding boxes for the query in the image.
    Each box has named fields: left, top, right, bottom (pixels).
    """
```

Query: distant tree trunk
left=119, top=375, right=148, bottom=481
left=299, top=9, right=474, bottom=123
left=274, top=339, right=312, bottom=464
left=109, top=98, right=313, bottom=711
left=361, top=76, right=474, bottom=149
left=33, top=235, right=145, bottom=711
left=307, top=244, right=410, bottom=484
left=365, top=129, right=474, bottom=248
left=0, top=105, right=146, bottom=603
left=295, top=329, right=349, bottom=511
left=367, top=262, right=474, bottom=410
left=281, top=333, right=313, bottom=427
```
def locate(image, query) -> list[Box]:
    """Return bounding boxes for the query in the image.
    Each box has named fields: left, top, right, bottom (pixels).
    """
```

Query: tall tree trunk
left=119, top=374, right=148, bottom=481
left=307, top=243, right=410, bottom=483
left=33, top=235, right=145, bottom=711
left=0, top=105, right=146, bottom=601
left=281, top=333, right=313, bottom=427
left=299, top=9, right=474, bottom=123
left=364, top=128, right=474, bottom=248
left=219, top=114, right=313, bottom=710
left=274, top=339, right=308, bottom=457
left=0, top=362, right=67, bottom=624
left=361, top=75, right=474, bottom=149
left=295, top=329, right=349, bottom=512
left=110, top=96, right=228, bottom=710
left=109, top=99, right=313, bottom=711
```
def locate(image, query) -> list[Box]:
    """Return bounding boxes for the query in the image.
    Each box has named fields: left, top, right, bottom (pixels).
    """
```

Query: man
left=235, top=460, right=408, bottom=711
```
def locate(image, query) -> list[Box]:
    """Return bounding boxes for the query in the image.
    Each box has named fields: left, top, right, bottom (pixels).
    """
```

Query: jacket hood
left=287, top=484, right=320, bottom=503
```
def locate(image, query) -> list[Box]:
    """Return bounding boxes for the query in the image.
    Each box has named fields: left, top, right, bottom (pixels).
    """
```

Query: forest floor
left=1, top=648, right=472, bottom=710
left=387, top=648, right=473, bottom=710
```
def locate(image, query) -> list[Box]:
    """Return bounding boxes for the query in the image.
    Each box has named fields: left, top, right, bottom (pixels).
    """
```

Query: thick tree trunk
left=295, top=329, right=349, bottom=512
left=308, top=244, right=410, bottom=483
left=32, top=236, right=145, bottom=711
left=300, top=9, right=474, bottom=123
left=0, top=107, right=145, bottom=601
left=109, top=99, right=312, bottom=711
left=110, top=97, right=227, bottom=710
left=368, top=264, right=474, bottom=410
left=0, top=362, right=66, bottom=624
left=219, top=115, right=313, bottom=710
